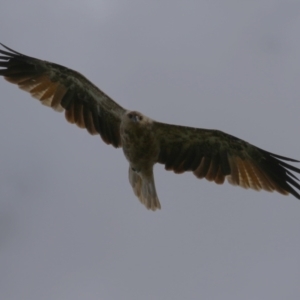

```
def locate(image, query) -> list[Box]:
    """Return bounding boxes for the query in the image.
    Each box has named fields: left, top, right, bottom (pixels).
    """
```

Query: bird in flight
left=1, top=44, right=300, bottom=211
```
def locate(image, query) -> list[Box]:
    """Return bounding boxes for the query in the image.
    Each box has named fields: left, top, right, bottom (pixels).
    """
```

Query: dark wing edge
left=153, top=121, right=300, bottom=200
left=0, top=43, right=126, bottom=148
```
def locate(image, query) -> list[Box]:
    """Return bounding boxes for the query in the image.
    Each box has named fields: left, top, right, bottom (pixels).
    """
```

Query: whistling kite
left=1, top=44, right=300, bottom=211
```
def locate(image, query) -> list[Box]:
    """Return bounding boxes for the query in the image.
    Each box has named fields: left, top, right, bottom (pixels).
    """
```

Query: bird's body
left=120, top=111, right=161, bottom=209
left=1, top=44, right=300, bottom=210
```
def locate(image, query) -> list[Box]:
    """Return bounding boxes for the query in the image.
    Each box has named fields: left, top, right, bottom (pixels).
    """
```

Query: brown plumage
left=1, top=44, right=300, bottom=211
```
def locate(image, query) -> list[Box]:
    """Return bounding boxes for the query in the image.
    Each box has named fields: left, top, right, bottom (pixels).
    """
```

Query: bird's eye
left=128, top=113, right=133, bottom=119
left=139, top=116, right=143, bottom=121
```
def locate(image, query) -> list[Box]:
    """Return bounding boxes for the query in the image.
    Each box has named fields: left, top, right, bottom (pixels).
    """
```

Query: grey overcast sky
left=1, top=1, right=300, bottom=299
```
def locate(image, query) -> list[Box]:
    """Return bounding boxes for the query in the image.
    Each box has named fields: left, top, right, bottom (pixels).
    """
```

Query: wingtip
left=0, top=43, right=23, bottom=55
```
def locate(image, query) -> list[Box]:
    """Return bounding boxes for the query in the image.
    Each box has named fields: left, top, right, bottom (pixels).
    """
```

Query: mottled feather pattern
left=0, top=44, right=124, bottom=147
left=1, top=44, right=300, bottom=211
left=154, top=122, right=300, bottom=199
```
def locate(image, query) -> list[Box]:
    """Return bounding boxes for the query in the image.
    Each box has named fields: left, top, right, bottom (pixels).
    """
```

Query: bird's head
left=127, top=111, right=144, bottom=123
left=121, top=111, right=153, bottom=131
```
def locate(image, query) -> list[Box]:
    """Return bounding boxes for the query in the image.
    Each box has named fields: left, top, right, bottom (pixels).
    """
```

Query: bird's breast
left=120, top=124, right=159, bottom=169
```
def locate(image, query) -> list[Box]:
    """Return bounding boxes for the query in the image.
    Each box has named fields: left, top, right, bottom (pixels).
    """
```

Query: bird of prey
left=1, top=44, right=300, bottom=211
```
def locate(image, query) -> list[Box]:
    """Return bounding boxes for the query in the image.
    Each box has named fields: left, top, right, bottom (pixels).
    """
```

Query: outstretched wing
left=0, top=44, right=126, bottom=147
left=154, top=121, right=300, bottom=199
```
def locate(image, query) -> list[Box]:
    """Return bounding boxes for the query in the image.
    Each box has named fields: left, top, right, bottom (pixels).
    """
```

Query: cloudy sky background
left=1, top=1, right=300, bottom=299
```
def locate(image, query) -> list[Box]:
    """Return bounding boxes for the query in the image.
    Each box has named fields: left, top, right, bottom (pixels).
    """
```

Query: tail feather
left=128, top=167, right=161, bottom=211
